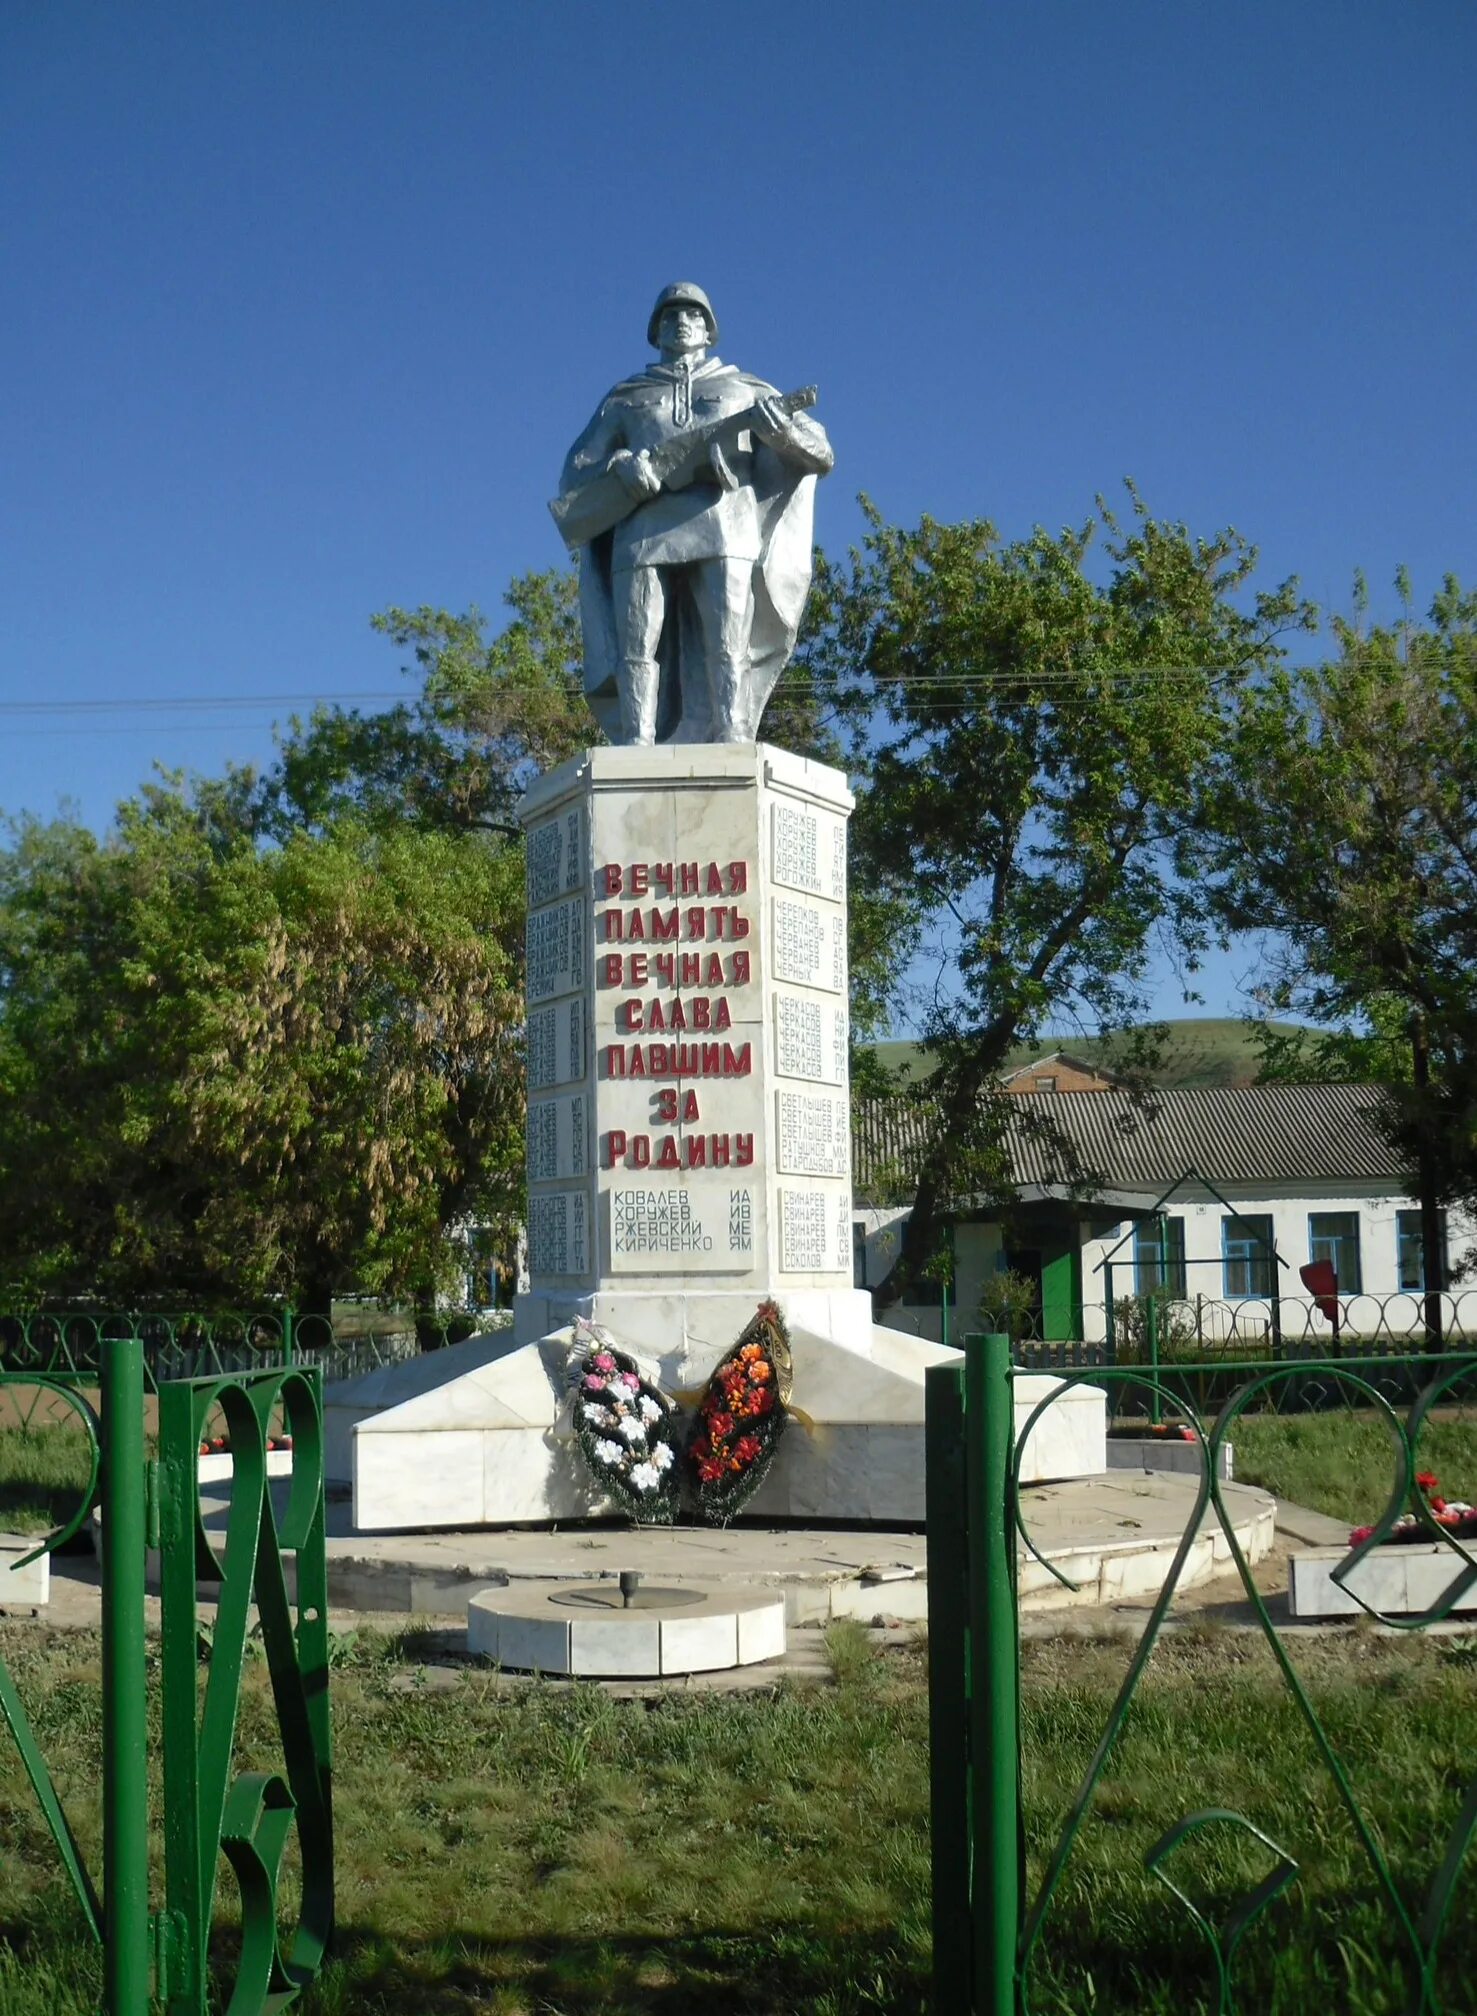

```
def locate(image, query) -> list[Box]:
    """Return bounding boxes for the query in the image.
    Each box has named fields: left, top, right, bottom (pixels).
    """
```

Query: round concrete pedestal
left=467, top=1579, right=786, bottom=1677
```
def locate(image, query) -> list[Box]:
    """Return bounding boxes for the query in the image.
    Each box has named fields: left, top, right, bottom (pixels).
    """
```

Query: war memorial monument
left=333, top=284, right=1105, bottom=1529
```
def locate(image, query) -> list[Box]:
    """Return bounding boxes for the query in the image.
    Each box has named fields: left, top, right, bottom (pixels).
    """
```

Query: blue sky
left=2, top=2, right=1473, bottom=1023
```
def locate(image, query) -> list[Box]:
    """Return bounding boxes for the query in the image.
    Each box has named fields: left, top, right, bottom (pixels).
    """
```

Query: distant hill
left=864, top=1018, right=1306, bottom=1090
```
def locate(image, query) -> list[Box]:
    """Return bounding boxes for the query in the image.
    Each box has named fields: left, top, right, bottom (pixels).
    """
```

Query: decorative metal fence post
left=926, top=1354, right=970, bottom=2011
left=965, top=1333, right=1021, bottom=2016
left=100, top=1332, right=152, bottom=2015
left=927, top=1333, right=1022, bottom=2015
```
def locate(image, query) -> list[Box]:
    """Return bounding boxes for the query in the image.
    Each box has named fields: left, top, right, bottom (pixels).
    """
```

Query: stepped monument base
left=338, top=743, right=1103, bottom=1528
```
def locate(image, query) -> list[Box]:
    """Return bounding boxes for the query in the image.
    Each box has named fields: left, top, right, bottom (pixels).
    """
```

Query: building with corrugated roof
left=852, top=1083, right=1469, bottom=1348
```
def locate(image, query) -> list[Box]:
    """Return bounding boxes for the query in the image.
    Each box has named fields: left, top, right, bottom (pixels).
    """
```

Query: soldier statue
left=552, top=283, right=833, bottom=746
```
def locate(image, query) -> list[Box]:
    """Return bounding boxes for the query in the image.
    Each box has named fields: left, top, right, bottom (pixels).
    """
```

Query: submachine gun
left=549, top=385, right=818, bottom=550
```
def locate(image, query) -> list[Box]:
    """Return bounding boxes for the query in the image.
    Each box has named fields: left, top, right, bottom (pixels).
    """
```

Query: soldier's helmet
left=647, top=282, right=718, bottom=348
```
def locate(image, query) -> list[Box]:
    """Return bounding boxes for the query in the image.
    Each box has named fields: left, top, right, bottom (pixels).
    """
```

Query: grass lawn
left=0, top=1423, right=97, bottom=1538
left=1231, top=1409, right=1477, bottom=1526
left=0, top=1621, right=1473, bottom=2013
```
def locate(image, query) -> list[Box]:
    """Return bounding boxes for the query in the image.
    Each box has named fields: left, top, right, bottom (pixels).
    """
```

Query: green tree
left=806, top=490, right=1312, bottom=1307
left=261, top=571, right=598, bottom=843
left=1202, top=573, right=1477, bottom=1284
left=0, top=783, right=524, bottom=1310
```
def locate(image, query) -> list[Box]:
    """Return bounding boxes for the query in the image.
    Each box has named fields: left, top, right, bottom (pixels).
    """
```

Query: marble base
left=1289, top=1542, right=1477, bottom=1619
left=511, top=1285, right=875, bottom=1356
left=1106, top=1436, right=1234, bottom=1481
left=1, top=1533, right=50, bottom=1606
left=337, top=1323, right=1106, bottom=1530
left=467, top=1581, right=786, bottom=1677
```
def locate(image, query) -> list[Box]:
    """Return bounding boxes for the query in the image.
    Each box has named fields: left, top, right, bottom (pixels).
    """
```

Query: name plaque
left=778, top=1185, right=851, bottom=1274
left=528, top=1187, right=590, bottom=1279
left=609, top=1183, right=757, bottom=1274
left=526, top=807, right=586, bottom=909
left=527, top=997, right=586, bottom=1093
left=772, top=897, right=846, bottom=996
left=526, top=1093, right=589, bottom=1184
left=774, top=992, right=846, bottom=1085
left=526, top=896, right=586, bottom=1004
left=771, top=800, right=845, bottom=902
left=776, top=1089, right=850, bottom=1178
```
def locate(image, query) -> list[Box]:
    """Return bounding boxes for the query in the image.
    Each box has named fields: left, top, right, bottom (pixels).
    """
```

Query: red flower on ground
left=1416, top=1471, right=1441, bottom=1492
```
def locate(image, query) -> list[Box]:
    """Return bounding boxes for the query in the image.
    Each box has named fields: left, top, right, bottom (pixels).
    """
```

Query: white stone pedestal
left=343, top=742, right=1105, bottom=1529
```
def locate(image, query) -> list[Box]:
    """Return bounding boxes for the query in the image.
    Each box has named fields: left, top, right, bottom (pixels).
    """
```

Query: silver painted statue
left=552, top=283, right=833, bottom=745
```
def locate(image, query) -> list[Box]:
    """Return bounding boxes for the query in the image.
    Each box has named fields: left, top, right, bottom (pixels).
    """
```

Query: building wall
left=854, top=1186, right=1475, bottom=1345
left=1078, top=1184, right=1474, bottom=1344
left=1000, top=1059, right=1117, bottom=1095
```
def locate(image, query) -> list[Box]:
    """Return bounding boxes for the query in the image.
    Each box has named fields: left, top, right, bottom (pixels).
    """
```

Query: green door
left=1039, top=1242, right=1083, bottom=1343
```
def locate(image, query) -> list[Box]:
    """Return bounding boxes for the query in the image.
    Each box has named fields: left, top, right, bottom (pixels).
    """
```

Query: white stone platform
left=467, top=1581, right=786, bottom=1676
left=152, top=1468, right=1264, bottom=1621
left=328, top=1327, right=1105, bottom=1529
left=1, top=1532, right=50, bottom=1607
left=1289, top=1542, right=1477, bottom=1619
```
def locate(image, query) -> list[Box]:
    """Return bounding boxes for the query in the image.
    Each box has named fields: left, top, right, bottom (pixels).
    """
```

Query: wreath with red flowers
left=1348, top=1468, right=1477, bottom=1548
left=685, top=1300, right=790, bottom=1525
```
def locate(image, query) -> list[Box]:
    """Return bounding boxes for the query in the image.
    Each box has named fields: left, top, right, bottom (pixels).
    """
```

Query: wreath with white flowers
left=569, top=1329, right=682, bottom=1523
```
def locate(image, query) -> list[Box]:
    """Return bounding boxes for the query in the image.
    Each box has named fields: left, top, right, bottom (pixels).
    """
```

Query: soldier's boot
left=710, top=654, right=750, bottom=742
left=621, top=658, right=661, bottom=745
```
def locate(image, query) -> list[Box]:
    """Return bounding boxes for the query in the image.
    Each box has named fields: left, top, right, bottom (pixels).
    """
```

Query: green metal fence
left=926, top=1334, right=1477, bottom=2015
left=0, top=1336, right=334, bottom=2012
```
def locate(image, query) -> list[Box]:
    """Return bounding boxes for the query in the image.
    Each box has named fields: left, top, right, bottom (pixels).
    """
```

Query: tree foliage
left=806, top=489, right=1313, bottom=1303
left=1201, top=574, right=1477, bottom=1256
left=0, top=784, right=525, bottom=1308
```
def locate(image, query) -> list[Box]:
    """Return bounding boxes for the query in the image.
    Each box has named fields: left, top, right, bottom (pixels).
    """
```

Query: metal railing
left=926, top=1335, right=1477, bottom=2013
left=0, top=1304, right=507, bottom=1397
left=0, top=1337, right=334, bottom=2012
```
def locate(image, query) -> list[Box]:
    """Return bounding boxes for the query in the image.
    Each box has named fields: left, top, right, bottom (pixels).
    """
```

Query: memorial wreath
left=1349, top=1468, right=1477, bottom=1547
left=685, top=1300, right=791, bottom=1526
left=569, top=1325, right=682, bottom=1524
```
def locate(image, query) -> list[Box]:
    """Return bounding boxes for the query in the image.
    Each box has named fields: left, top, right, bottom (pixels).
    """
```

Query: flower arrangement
left=686, top=1300, right=790, bottom=1526
left=1349, top=1469, right=1477, bottom=1548
left=569, top=1328, right=681, bottom=1523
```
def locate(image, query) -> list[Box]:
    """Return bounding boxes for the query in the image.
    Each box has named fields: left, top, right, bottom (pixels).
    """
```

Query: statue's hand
left=610, top=449, right=662, bottom=500
left=751, top=396, right=799, bottom=448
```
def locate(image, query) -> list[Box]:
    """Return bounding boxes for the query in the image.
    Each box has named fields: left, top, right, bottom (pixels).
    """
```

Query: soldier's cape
left=557, top=362, right=819, bottom=743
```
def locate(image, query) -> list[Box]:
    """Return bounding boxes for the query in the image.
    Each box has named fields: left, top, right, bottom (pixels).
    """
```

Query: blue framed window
left=1308, top=1212, right=1361, bottom=1293
left=1222, top=1214, right=1275, bottom=1298
left=1397, top=1209, right=1446, bottom=1292
left=1134, top=1216, right=1187, bottom=1296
